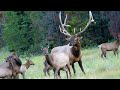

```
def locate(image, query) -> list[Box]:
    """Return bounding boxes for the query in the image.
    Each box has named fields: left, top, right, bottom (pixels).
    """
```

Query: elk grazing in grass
left=98, top=34, right=120, bottom=58
left=19, top=59, right=35, bottom=79
left=49, top=11, right=95, bottom=76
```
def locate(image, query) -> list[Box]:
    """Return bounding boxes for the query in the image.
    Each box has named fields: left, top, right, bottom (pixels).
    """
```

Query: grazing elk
left=98, top=34, right=120, bottom=58
left=50, top=11, right=95, bottom=76
left=19, top=59, right=35, bottom=79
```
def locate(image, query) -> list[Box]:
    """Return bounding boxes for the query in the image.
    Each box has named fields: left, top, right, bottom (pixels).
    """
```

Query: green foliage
left=3, top=11, right=34, bottom=55
left=1, top=11, right=115, bottom=55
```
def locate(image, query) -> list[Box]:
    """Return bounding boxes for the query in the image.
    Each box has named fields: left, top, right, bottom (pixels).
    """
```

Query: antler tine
left=64, top=14, right=71, bottom=27
left=59, top=25, right=71, bottom=36
left=59, top=12, right=64, bottom=29
left=64, top=14, right=67, bottom=25
left=89, top=11, right=95, bottom=23
left=59, top=12, right=71, bottom=37
left=77, top=11, right=95, bottom=36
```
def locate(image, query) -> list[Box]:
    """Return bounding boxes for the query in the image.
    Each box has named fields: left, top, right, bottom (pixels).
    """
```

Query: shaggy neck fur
left=71, top=42, right=81, bottom=58
left=15, top=58, right=22, bottom=66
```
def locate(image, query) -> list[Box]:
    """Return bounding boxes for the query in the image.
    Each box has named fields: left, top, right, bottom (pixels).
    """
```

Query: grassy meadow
left=0, top=47, right=120, bottom=79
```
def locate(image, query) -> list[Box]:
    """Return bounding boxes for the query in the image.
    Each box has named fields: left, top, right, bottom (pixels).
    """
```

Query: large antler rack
left=77, top=11, right=96, bottom=36
left=59, top=12, right=71, bottom=37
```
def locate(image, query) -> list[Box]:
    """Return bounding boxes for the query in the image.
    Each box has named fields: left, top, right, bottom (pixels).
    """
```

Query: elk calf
left=19, top=60, right=35, bottom=79
left=98, top=35, right=120, bottom=58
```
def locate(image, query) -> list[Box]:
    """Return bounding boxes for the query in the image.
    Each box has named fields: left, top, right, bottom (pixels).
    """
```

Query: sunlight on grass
left=0, top=47, right=120, bottom=79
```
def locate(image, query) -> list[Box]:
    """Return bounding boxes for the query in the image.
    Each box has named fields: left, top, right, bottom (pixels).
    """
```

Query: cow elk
left=98, top=34, right=120, bottom=58
left=0, top=59, right=14, bottom=79
left=5, top=52, right=22, bottom=79
left=42, top=46, right=68, bottom=78
left=50, top=11, right=95, bottom=76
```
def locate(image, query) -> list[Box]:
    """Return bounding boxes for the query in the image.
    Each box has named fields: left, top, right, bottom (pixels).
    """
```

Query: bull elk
left=46, top=11, right=95, bottom=78
left=98, top=34, right=120, bottom=58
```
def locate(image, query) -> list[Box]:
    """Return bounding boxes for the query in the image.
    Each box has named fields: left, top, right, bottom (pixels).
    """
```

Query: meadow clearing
left=0, top=47, right=120, bottom=79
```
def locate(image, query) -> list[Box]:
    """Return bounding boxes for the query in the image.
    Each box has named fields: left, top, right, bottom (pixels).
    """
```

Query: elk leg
left=53, top=69, right=55, bottom=79
left=103, top=51, right=107, bottom=58
left=116, top=50, right=119, bottom=58
left=13, top=73, right=19, bottom=79
left=54, top=68, right=59, bottom=79
left=113, top=50, right=116, bottom=56
left=63, top=67, right=68, bottom=79
left=22, top=73, right=25, bottom=79
left=78, top=60, right=85, bottom=75
left=72, top=63, right=76, bottom=75
left=101, top=52, right=104, bottom=58
left=58, top=70, right=61, bottom=78
left=66, top=63, right=71, bottom=79
left=44, top=65, right=50, bottom=76
left=43, top=68, right=47, bottom=76
left=47, top=68, right=50, bottom=76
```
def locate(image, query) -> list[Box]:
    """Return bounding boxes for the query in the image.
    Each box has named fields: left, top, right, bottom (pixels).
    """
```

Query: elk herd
left=0, top=11, right=120, bottom=79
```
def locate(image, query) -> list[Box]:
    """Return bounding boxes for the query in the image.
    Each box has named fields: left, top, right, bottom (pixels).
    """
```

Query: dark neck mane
left=71, top=42, right=81, bottom=58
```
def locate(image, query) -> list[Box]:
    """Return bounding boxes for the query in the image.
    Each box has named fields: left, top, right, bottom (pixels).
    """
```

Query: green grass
left=0, top=47, right=120, bottom=79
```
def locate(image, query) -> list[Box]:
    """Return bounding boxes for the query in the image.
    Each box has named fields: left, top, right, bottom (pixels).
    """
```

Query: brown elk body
left=5, top=52, right=22, bottom=79
left=42, top=47, right=69, bottom=78
left=45, top=52, right=71, bottom=79
left=98, top=35, right=120, bottom=58
left=49, top=11, right=95, bottom=76
left=0, top=60, right=14, bottom=79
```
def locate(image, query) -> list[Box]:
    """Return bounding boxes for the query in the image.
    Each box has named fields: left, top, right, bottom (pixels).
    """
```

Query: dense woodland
left=0, top=11, right=120, bottom=56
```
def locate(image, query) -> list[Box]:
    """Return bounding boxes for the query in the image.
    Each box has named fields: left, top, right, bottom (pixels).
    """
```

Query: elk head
left=59, top=11, right=96, bottom=46
left=26, top=59, right=35, bottom=65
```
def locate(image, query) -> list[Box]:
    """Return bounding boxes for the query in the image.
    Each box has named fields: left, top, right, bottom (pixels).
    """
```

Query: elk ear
left=65, top=38, right=70, bottom=41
